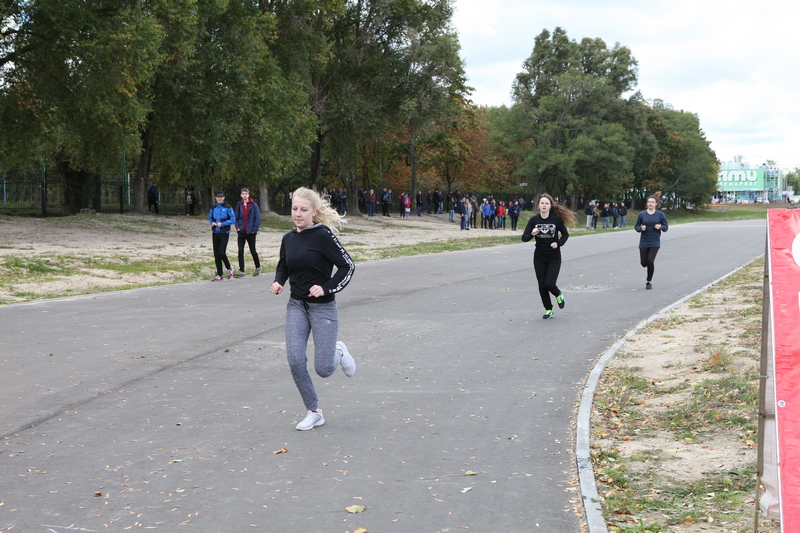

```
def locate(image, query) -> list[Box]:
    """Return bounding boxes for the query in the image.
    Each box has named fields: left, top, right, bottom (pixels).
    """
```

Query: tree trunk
left=135, top=122, right=155, bottom=214
left=259, top=183, right=270, bottom=213
left=345, top=170, right=359, bottom=216
left=308, top=129, right=325, bottom=190
left=92, top=172, right=102, bottom=212
left=409, top=135, right=417, bottom=204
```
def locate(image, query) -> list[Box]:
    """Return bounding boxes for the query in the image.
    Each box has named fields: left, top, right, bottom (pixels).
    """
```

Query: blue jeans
left=285, top=298, right=341, bottom=411
left=368, top=203, right=375, bottom=217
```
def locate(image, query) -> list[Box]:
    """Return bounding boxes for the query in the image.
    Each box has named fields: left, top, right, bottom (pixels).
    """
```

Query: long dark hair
left=537, top=193, right=577, bottom=226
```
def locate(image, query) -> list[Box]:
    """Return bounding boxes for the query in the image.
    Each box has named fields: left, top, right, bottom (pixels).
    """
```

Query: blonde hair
left=292, top=187, right=346, bottom=234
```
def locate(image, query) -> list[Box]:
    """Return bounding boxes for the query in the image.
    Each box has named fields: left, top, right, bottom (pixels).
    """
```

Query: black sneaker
left=556, top=292, right=565, bottom=309
left=542, top=310, right=554, bottom=319
left=646, top=282, right=652, bottom=290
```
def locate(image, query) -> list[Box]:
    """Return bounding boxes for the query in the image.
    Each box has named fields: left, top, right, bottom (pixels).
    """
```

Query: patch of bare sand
left=0, top=212, right=480, bottom=301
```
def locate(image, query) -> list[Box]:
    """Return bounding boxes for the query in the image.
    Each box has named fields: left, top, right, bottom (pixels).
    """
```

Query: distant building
left=714, top=161, right=786, bottom=203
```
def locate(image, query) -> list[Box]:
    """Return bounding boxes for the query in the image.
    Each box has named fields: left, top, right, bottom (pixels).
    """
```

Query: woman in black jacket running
left=522, top=193, right=577, bottom=319
left=270, top=187, right=357, bottom=431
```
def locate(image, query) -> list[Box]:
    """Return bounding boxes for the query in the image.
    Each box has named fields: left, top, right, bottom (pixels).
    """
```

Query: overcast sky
left=452, top=0, right=799, bottom=170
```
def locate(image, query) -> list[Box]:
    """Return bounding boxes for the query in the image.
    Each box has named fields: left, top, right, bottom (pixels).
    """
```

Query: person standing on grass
left=635, top=195, right=668, bottom=290
left=496, top=201, right=506, bottom=230
left=584, top=202, right=593, bottom=229
left=209, top=191, right=236, bottom=281
left=521, top=193, right=576, bottom=319
left=508, top=200, right=520, bottom=231
left=270, top=187, right=357, bottom=431
left=367, top=189, right=377, bottom=220
left=233, top=188, right=262, bottom=278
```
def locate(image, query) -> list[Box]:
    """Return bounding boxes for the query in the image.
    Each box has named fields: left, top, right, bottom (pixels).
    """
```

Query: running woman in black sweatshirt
left=270, top=187, right=357, bottom=430
left=521, top=193, right=577, bottom=319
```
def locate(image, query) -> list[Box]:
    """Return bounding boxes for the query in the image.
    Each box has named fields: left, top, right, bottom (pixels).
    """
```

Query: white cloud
left=453, top=0, right=800, bottom=168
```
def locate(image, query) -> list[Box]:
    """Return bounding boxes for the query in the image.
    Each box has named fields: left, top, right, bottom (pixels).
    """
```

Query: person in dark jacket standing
left=522, top=193, right=577, bottom=319
left=270, top=187, right=357, bottom=431
left=147, top=182, right=159, bottom=214
left=208, top=191, right=236, bottom=281
left=618, top=202, right=628, bottom=228
left=634, top=195, right=668, bottom=290
left=233, top=188, right=262, bottom=277
left=508, top=200, right=520, bottom=231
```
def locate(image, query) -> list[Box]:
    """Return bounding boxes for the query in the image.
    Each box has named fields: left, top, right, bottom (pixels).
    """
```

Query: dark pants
left=639, top=247, right=660, bottom=282
left=238, top=232, right=260, bottom=272
left=533, top=255, right=562, bottom=311
left=212, top=232, right=231, bottom=276
left=148, top=201, right=159, bottom=214
left=510, top=215, right=519, bottom=231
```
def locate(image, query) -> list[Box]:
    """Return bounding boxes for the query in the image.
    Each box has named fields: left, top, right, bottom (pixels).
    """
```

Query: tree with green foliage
left=1, top=0, right=163, bottom=211
left=394, top=28, right=469, bottom=202
left=269, top=0, right=467, bottom=210
left=785, top=168, right=799, bottom=195
left=135, top=0, right=312, bottom=213
left=643, top=100, right=718, bottom=208
left=509, top=27, right=640, bottom=207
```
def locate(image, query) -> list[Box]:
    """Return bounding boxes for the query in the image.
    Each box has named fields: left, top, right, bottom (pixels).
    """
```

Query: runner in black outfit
left=634, top=195, right=668, bottom=290
left=521, top=193, right=577, bottom=319
left=270, top=187, right=357, bottom=431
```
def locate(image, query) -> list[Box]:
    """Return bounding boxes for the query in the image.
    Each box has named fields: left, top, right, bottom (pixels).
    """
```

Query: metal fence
left=1, top=172, right=543, bottom=218
left=0, top=174, right=255, bottom=216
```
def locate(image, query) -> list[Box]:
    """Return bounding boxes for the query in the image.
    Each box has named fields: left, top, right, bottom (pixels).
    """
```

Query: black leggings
left=639, top=247, right=660, bottom=282
left=212, top=232, right=231, bottom=276
left=238, top=232, right=261, bottom=271
left=533, top=255, right=561, bottom=311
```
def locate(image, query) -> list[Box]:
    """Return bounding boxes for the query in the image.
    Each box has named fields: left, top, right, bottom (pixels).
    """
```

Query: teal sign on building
left=717, top=169, right=765, bottom=191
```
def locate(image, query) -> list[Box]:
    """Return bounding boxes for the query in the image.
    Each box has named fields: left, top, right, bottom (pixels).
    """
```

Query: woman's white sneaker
left=296, top=409, right=324, bottom=431
left=337, top=341, right=356, bottom=377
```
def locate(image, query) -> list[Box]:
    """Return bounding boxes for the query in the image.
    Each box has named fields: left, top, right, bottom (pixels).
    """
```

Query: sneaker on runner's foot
left=337, top=341, right=356, bottom=377
left=296, top=410, right=324, bottom=431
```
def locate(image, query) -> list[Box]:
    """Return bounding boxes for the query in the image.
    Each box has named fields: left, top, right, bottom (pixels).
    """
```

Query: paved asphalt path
left=0, top=219, right=765, bottom=533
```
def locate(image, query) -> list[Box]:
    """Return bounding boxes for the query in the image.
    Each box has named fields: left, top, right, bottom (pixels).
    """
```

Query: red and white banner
left=764, top=209, right=800, bottom=529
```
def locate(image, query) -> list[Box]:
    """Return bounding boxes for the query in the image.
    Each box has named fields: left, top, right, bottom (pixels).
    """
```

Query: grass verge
left=590, top=258, right=776, bottom=532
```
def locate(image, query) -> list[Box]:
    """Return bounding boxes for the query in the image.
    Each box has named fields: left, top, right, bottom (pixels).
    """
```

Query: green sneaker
left=542, top=310, right=554, bottom=320
left=556, top=292, right=565, bottom=309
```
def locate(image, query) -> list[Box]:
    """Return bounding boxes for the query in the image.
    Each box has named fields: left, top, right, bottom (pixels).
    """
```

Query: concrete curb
left=577, top=258, right=762, bottom=533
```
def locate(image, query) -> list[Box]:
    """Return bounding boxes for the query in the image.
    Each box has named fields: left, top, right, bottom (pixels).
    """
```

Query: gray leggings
left=285, top=297, right=342, bottom=411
